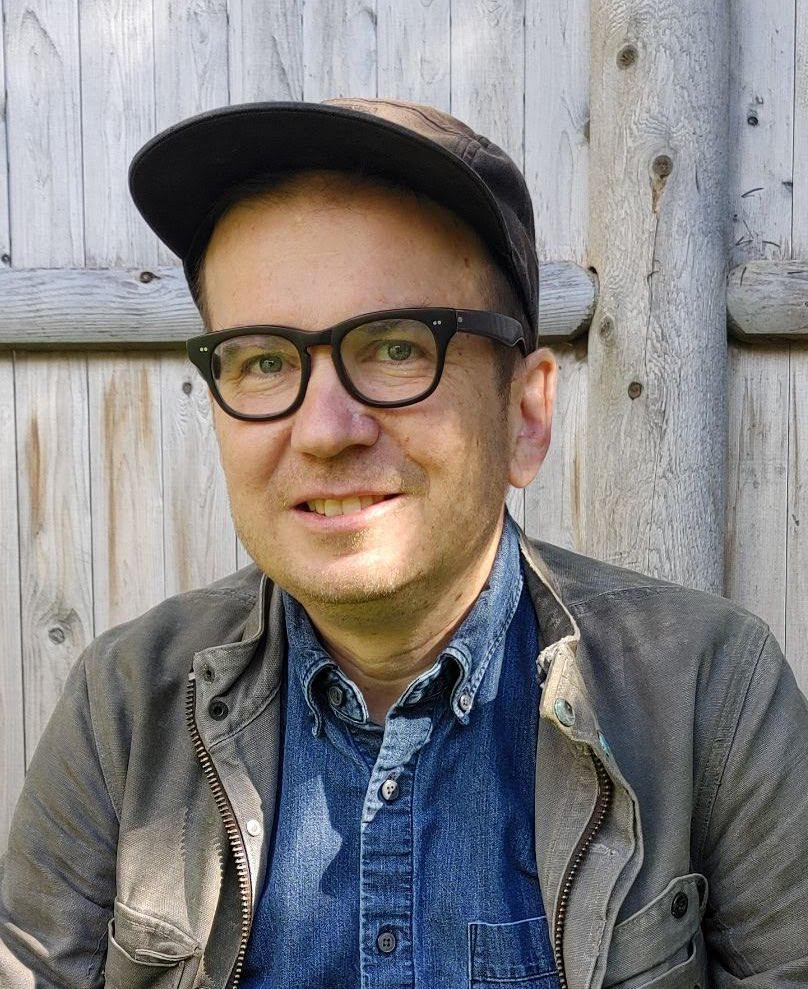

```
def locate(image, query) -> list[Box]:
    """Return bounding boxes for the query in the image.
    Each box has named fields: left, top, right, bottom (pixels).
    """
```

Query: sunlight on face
left=202, top=172, right=516, bottom=619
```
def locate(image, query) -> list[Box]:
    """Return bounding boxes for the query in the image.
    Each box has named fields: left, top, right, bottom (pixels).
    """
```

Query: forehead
left=200, top=172, right=495, bottom=330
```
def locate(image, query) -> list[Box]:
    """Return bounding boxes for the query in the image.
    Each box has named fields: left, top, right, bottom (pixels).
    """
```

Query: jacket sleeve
left=0, top=646, right=118, bottom=988
left=701, top=628, right=808, bottom=984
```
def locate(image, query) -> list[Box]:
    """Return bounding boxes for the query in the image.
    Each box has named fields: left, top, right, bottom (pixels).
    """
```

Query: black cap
left=128, top=97, right=539, bottom=349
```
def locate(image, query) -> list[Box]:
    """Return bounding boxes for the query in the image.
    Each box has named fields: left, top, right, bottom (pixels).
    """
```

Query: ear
left=507, top=346, right=557, bottom=488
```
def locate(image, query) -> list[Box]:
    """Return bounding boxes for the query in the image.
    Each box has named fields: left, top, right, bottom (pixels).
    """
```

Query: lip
left=292, top=494, right=404, bottom=531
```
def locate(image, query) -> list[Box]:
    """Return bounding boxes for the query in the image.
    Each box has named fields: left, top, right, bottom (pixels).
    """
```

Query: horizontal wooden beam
left=727, top=260, right=808, bottom=340
left=0, top=259, right=805, bottom=348
left=0, top=267, right=201, bottom=348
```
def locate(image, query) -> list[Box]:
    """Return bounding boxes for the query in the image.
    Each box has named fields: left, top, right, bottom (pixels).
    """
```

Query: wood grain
left=586, top=0, right=729, bottom=593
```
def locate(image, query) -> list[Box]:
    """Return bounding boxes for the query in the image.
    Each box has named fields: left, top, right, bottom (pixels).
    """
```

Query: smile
left=293, top=493, right=402, bottom=529
left=304, top=495, right=389, bottom=517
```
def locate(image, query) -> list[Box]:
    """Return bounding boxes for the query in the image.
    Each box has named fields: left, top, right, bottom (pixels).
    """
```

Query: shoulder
left=530, top=535, right=769, bottom=651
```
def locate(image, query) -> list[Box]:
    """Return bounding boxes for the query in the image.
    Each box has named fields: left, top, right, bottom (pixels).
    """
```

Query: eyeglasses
left=186, top=307, right=526, bottom=422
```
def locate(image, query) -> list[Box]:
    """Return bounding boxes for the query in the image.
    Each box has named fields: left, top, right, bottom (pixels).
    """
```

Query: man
left=1, top=98, right=807, bottom=989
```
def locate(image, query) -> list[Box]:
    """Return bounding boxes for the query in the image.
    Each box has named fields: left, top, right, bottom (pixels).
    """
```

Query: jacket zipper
left=185, top=671, right=252, bottom=989
left=552, top=750, right=614, bottom=989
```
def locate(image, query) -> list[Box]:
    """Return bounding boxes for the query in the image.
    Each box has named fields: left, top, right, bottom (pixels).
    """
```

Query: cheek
left=214, top=413, right=285, bottom=485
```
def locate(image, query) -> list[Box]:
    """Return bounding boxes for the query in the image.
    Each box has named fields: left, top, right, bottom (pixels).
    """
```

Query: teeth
left=305, top=495, right=388, bottom=517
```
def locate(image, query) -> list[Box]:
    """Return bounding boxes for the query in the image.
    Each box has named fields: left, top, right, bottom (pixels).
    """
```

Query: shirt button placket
left=360, top=725, right=426, bottom=988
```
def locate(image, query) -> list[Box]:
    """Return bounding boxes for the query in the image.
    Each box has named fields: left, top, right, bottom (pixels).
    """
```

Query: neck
left=300, top=511, right=506, bottom=725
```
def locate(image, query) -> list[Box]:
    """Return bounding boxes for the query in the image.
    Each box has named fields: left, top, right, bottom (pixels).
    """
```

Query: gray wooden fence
left=1, top=0, right=806, bottom=852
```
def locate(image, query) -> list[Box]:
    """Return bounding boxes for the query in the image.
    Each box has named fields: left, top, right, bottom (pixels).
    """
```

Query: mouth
left=292, top=493, right=404, bottom=530
left=295, top=494, right=399, bottom=518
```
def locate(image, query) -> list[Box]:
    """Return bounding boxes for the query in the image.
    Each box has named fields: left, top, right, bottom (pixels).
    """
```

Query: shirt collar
left=281, top=509, right=525, bottom=734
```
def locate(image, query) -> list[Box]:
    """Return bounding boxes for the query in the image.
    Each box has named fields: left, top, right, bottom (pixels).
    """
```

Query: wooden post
left=586, top=0, right=730, bottom=592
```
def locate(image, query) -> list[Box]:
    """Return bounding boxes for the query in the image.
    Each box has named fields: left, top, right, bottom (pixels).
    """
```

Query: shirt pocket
left=603, top=873, right=709, bottom=989
left=468, top=915, right=560, bottom=988
left=102, top=900, right=200, bottom=989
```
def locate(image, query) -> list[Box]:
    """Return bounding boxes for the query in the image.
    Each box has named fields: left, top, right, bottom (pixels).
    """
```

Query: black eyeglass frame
left=186, top=307, right=527, bottom=422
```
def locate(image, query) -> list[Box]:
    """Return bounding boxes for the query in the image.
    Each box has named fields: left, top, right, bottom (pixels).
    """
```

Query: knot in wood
left=598, top=316, right=614, bottom=340
left=48, top=626, right=66, bottom=644
left=628, top=381, right=643, bottom=399
left=182, top=380, right=193, bottom=395
left=139, top=270, right=156, bottom=283
left=652, top=155, right=673, bottom=178
left=617, top=45, right=637, bottom=68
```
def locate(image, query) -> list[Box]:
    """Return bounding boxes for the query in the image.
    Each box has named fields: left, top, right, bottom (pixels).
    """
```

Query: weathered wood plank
left=724, top=340, right=789, bottom=640
left=586, top=0, right=729, bottom=592
left=0, top=355, right=25, bottom=851
left=88, top=353, right=165, bottom=628
left=302, top=0, right=377, bottom=100
left=160, top=353, right=237, bottom=596
left=724, top=0, right=795, bottom=634
left=0, top=267, right=202, bottom=346
left=525, top=0, right=590, bottom=271
left=786, top=345, right=808, bottom=694
left=80, top=0, right=156, bottom=266
left=0, top=3, right=23, bottom=854
left=728, top=0, right=795, bottom=268
left=796, top=0, right=807, bottom=251
left=4, top=0, right=84, bottom=266
left=228, top=0, right=304, bottom=103
left=153, top=0, right=229, bottom=267
left=14, top=354, right=94, bottom=756
left=376, top=0, right=450, bottom=108
left=0, top=0, right=10, bottom=265
left=450, top=0, right=525, bottom=168
left=786, top=0, right=807, bottom=692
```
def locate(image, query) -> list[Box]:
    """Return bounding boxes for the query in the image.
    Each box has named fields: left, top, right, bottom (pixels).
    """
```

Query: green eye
left=256, top=354, right=283, bottom=374
left=384, top=342, right=413, bottom=362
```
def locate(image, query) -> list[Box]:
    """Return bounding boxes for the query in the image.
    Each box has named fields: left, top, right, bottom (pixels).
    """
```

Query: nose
left=289, top=345, right=379, bottom=457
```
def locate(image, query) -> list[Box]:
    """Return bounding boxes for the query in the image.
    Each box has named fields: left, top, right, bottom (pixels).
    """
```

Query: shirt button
left=380, top=778, right=399, bottom=802
left=245, top=819, right=262, bottom=837
left=327, top=685, right=345, bottom=708
left=376, top=930, right=397, bottom=954
left=458, top=691, right=473, bottom=713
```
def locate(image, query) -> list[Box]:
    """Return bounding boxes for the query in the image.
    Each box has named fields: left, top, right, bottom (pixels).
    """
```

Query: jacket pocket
left=603, top=873, right=709, bottom=989
left=102, top=905, right=199, bottom=989
left=468, top=915, right=560, bottom=988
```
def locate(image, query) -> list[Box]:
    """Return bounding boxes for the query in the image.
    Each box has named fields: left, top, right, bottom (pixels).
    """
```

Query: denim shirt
left=241, top=510, right=561, bottom=988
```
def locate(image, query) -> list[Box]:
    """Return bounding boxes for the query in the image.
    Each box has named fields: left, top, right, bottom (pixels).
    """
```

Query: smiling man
left=1, top=98, right=808, bottom=989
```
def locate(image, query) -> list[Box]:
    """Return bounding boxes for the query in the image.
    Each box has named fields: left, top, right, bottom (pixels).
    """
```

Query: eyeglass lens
left=211, top=317, right=440, bottom=416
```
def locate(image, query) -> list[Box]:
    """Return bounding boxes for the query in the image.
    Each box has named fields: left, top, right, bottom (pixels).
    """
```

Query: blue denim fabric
left=241, top=510, right=561, bottom=988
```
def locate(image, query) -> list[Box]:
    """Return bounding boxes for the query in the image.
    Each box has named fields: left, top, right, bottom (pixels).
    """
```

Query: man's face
left=202, top=174, right=536, bottom=615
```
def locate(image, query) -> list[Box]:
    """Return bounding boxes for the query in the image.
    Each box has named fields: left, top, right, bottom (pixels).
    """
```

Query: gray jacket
left=2, top=525, right=807, bottom=989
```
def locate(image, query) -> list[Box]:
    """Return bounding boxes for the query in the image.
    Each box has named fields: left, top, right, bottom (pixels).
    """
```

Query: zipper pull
left=188, top=670, right=197, bottom=682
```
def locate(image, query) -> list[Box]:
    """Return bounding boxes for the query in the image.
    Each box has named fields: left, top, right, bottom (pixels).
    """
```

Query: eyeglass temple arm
left=455, top=309, right=528, bottom=354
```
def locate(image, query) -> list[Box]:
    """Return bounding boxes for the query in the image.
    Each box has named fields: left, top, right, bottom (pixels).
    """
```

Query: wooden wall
left=1, top=0, right=806, bottom=850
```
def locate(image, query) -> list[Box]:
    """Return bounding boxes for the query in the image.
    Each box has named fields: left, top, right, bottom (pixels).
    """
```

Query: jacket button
left=208, top=698, right=229, bottom=720
left=671, top=891, right=689, bottom=918
left=328, top=685, right=345, bottom=708
left=376, top=930, right=396, bottom=953
left=554, top=698, right=576, bottom=727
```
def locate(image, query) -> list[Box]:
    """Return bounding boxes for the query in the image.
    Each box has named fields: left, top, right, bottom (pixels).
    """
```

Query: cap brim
left=128, top=101, right=514, bottom=282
